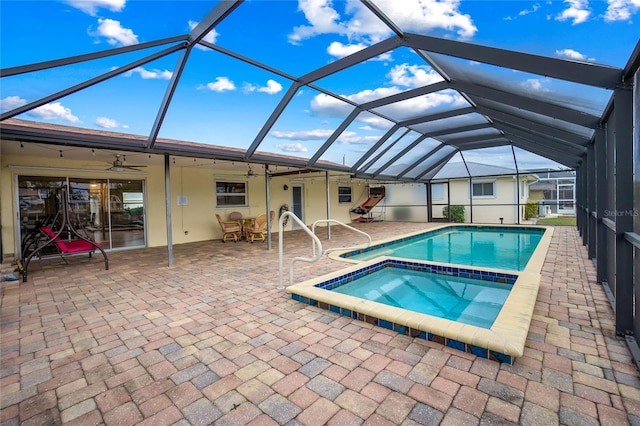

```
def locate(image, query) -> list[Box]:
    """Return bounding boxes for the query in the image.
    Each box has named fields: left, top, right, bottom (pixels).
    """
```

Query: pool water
left=342, top=226, right=544, bottom=271
left=332, top=266, right=511, bottom=329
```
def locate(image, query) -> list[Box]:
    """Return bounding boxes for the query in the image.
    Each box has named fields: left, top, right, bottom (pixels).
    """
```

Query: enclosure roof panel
left=1, top=0, right=638, bottom=182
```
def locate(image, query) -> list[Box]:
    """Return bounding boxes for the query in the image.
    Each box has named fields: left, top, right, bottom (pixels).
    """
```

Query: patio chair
left=216, top=214, right=241, bottom=242
left=228, top=211, right=243, bottom=226
left=245, top=211, right=275, bottom=243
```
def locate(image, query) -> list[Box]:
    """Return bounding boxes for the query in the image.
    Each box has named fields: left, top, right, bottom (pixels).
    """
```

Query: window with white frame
left=338, top=186, right=352, bottom=203
left=472, top=181, right=495, bottom=197
left=216, top=181, right=247, bottom=207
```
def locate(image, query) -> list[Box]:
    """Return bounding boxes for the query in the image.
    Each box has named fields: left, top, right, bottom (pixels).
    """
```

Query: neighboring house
left=352, top=162, right=539, bottom=225
left=529, top=170, right=576, bottom=215
left=430, top=162, right=537, bottom=224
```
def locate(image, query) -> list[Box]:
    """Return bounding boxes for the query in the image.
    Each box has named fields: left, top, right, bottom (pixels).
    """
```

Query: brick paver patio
left=1, top=222, right=639, bottom=425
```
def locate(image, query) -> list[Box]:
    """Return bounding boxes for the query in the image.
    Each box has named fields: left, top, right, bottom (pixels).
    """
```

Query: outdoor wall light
left=283, top=185, right=289, bottom=190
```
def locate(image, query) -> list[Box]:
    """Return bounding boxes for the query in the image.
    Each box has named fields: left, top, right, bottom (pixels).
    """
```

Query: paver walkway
left=1, top=222, right=639, bottom=425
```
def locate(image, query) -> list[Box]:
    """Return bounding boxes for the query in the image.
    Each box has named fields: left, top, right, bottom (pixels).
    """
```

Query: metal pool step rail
left=277, top=212, right=371, bottom=289
left=310, top=219, right=371, bottom=258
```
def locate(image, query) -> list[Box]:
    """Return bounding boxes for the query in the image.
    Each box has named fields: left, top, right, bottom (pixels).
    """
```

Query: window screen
left=472, top=182, right=494, bottom=197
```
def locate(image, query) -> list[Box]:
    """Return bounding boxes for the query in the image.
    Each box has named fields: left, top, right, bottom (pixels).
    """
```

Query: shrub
left=443, top=205, right=465, bottom=222
left=525, top=201, right=538, bottom=219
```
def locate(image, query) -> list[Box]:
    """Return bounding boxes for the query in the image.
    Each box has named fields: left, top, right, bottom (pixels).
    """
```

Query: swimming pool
left=288, top=224, right=553, bottom=362
left=332, top=264, right=514, bottom=329
left=335, top=225, right=546, bottom=271
left=287, top=257, right=542, bottom=363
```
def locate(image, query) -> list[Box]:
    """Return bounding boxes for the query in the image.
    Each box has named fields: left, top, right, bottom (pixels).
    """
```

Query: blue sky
left=1, top=0, right=639, bottom=172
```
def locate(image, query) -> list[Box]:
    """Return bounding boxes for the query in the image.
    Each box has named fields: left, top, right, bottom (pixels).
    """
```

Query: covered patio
left=1, top=222, right=638, bottom=425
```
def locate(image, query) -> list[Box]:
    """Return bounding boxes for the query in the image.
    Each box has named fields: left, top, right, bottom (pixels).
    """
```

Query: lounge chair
left=245, top=211, right=275, bottom=243
left=216, top=214, right=242, bottom=242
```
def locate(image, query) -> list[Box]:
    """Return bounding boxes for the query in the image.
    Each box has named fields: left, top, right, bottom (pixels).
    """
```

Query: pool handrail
left=278, top=211, right=323, bottom=289
left=310, top=219, right=371, bottom=257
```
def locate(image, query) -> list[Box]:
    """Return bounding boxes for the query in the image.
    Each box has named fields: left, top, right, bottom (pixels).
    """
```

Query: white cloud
left=92, top=18, right=138, bottom=46
left=289, top=0, right=477, bottom=48
left=64, top=0, right=125, bottom=16
left=505, top=3, right=541, bottom=19
left=310, top=86, right=465, bottom=126
left=337, top=133, right=381, bottom=145
left=555, top=48, right=595, bottom=61
left=0, top=96, right=82, bottom=123
left=258, top=80, right=283, bottom=95
left=29, top=102, right=81, bottom=123
left=95, top=116, right=129, bottom=129
left=556, top=0, right=590, bottom=24
left=202, top=77, right=236, bottom=92
left=604, top=0, right=640, bottom=21
left=276, top=143, right=309, bottom=152
left=0, top=95, right=27, bottom=112
left=521, top=78, right=551, bottom=92
left=327, top=41, right=392, bottom=60
left=307, top=62, right=449, bottom=119
left=289, top=0, right=351, bottom=45
left=271, top=129, right=335, bottom=140
left=378, top=91, right=467, bottom=116
left=310, top=93, right=361, bottom=118
left=327, top=41, right=367, bottom=58
left=188, top=20, right=219, bottom=50
left=124, top=67, right=172, bottom=80
left=388, top=64, right=444, bottom=88
left=520, top=4, right=541, bottom=15
left=244, top=80, right=283, bottom=94
left=371, top=0, right=477, bottom=39
left=346, top=87, right=404, bottom=104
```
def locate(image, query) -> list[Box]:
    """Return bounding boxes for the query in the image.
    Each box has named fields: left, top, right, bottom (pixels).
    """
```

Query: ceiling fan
left=107, top=154, right=147, bottom=172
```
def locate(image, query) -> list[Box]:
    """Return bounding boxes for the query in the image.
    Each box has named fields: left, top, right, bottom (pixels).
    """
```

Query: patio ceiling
left=1, top=0, right=638, bottom=180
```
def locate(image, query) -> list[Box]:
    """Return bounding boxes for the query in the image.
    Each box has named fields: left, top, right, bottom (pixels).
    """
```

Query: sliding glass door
left=108, top=180, right=145, bottom=248
left=17, top=176, right=146, bottom=256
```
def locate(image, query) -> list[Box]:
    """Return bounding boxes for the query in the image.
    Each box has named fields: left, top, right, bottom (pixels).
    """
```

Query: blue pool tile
left=490, top=351, right=513, bottom=364
left=329, top=305, right=340, bottom=313
left=446, top=338, right=466, bottom=352
left=394, top=324, right=407, bottom=335
left=469, top=345, right=489, bottom=359
left=378, top=319, right=393, bottom=330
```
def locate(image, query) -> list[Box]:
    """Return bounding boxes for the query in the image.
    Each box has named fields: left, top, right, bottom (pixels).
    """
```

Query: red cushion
left=40, top=226, right=101, bottom=253
left=40, top=227, right=57, bottom=238
left=56, top=239, right=99, bottom=253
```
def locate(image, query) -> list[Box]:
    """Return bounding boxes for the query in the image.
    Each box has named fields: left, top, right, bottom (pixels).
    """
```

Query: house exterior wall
left=432, top=176, right=528, bottom=224
left=0, top=153, right=356, bottom=260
